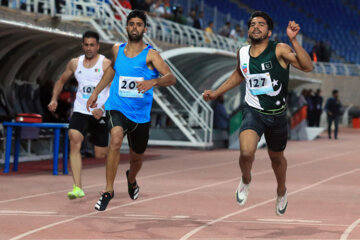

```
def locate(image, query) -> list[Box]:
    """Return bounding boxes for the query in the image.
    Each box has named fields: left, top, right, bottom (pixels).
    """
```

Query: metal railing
left=313, top=62, right=360, bottom=76
left=9, top=0, right=359, bottom=78
left=3, top=0, right=359, bottom=147
left=21, top=0, right=213, bottom=147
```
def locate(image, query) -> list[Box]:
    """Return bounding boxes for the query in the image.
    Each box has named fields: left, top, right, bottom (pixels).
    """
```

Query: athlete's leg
left=128, top=149, right=143, bottom=183
left=268, top=149, right=287, bottom=196
left=105, top=126, right=124, bottom=192
left=94, top=146, right=108, bottom=158
left=68, top=129, right=84, bottom=188
left=239, top=129, right=259, bottom=184
left=126, top=120, right=150, bottom=183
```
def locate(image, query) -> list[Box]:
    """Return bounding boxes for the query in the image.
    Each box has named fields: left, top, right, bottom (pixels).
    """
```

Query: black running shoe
left=126, top=169, right=139, bottom=200
left=94, top=191, right=114, bottom=211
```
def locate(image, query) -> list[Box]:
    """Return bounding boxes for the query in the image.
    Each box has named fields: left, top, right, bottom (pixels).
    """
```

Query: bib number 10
left=82, top=85, right=95, bottom=99
left=83, top=86, right=95, bottom=94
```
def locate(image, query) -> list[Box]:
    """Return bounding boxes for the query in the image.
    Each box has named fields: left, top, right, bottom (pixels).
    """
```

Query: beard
left=249, top=30, right=269, bottom=43
left=84, top=52, right=95, bottom=59
left=128, top=31, right=144, bottom=42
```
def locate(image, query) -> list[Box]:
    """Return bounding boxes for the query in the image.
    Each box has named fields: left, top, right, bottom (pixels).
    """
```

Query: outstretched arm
left=277, top=21, right=313, bottom=72
left=203, top=50, right=245, bottom=101
left=48, top=59, right=76, bottom=112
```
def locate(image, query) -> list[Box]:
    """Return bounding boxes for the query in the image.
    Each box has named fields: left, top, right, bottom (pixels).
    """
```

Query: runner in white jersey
left=48, top=31, right=112, bottom=200
left=73, top=54, right=109, bottom=115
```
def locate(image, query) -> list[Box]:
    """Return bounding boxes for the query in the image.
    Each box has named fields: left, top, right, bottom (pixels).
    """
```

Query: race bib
left=118, top=76, right=144, bottom=98
left=81, top=83, right=96, bottom=99
left=248, top=73, right=274, bottom=95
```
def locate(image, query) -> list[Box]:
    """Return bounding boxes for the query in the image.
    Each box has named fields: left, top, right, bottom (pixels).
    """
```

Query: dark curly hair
left=127, top=9, right=147, bottom=27
left=247, top=11, right=274, bottom=31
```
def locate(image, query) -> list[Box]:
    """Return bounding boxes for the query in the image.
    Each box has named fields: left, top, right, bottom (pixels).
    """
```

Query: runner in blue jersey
left=203, top=11, right=313, bottom=215
left=86, top=10, right=176, bottom=211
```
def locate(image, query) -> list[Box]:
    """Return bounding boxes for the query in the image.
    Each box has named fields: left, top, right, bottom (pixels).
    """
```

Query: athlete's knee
left=130, top=157, right=142, bottom=166
left=69, top=132, right=83, bottom=145
left=130, top=151, right=143, bottom=164
left=240, top=150, right=255, bottom=162
left=69, top=134, right=84, bottom=153
left=268, top=151, right=285, bottom=164
left=94, top=151, right=107, bottom=158
left=109, top=139, right=122, bottom=150
left=109, top=126, right=124, bottom=146
left=109, top=132, right=123, bottom=150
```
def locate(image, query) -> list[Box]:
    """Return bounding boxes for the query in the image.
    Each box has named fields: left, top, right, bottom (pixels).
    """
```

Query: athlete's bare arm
left=102, top=57, right=112, bottom=72
left=276, top=21, right=313, bottom=72
left=136, top=49, right=176, bottom=93
left=91, top=57, right=113, bottom=119
left=48, top=58, right=78, bottom=112
left=203, top=49, right=245, bottom=101
left=86, top=44, right=118, bottom=111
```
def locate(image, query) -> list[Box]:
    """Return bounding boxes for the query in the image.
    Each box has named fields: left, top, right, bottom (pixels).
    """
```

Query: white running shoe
left=236, top=179, right=250, bottom=206
left=276, top=191, right=288, bottom=216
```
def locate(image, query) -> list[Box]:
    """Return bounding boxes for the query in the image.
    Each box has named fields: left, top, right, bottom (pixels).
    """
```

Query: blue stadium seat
left=171, top=0, right=359, bottom=63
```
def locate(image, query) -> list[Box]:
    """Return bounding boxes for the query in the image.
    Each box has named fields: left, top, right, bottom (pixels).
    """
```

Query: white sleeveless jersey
left=73, top=54, right=109, bottom=116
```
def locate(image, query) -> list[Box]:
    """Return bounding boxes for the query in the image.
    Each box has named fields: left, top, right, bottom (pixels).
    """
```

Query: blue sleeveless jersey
left=105, top=43, right=159, bottom=123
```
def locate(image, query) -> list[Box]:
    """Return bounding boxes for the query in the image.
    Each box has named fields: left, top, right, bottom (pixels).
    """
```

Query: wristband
left=100, top=107, right=105, bottom=114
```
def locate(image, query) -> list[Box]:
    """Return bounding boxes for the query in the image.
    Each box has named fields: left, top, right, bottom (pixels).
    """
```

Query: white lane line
left=224, top=219, right=343, bottom=226
left=9, top=177, right=249, bottom=240
left=179, top=168, right=360, bottom=240
left=0, top=212, right=348, bottom=228
left=257, top=218, right=321, bottom=223
left=0, top=160, right=235, bottom=204
left=340, top=218, right=360, bottom=240
left=172, top=216, right=190, bottom=219
left=0, top=210, right=57, bottom=215
left=124, top=214, right=162, bottom=218
left=8, top=149, right=359, bottom=240
left=1, top=140, right=342, bottom=204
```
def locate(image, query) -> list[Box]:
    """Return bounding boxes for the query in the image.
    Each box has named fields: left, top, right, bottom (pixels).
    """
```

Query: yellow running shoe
left=67, top=184, right=85, bottom=200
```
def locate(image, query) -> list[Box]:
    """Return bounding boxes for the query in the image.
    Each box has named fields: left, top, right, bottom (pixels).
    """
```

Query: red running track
left=0, top=127, right=360, bottom=240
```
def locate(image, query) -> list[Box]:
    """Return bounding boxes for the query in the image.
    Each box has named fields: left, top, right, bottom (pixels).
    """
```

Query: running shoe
left=95, top=191, right=114, bottom=211
left=236, top=179, right=250, bottom=206
left=67, top=184, right=85, bottom=200
left=276, top=191, right=288, bottom=216
left=126, top=169, right=139, bottom=200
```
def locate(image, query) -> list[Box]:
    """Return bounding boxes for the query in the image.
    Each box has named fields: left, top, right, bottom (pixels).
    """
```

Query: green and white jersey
left=239, top=40, right=289, bottom=112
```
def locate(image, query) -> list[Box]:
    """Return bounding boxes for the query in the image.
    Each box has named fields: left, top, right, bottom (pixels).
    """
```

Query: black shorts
left=239, top=105, right=288, bottom=152
left=107, top=110, right=150, bottom=154
left=69, top=112, right=109, bottom=147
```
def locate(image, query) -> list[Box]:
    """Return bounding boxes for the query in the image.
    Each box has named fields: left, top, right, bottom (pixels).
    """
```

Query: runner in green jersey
left=203, top=11, right=313, bottom=216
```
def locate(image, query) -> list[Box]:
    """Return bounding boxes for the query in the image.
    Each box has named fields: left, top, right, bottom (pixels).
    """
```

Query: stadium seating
left=175, top=0, right=359, bottom=64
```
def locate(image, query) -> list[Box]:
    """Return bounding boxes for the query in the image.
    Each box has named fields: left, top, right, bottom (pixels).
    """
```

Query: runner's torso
left=239, top=40, right=289, bottom=111
left=74, top=54, right=109, bottom=116
left=105, top=43, right=159, bottom=123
